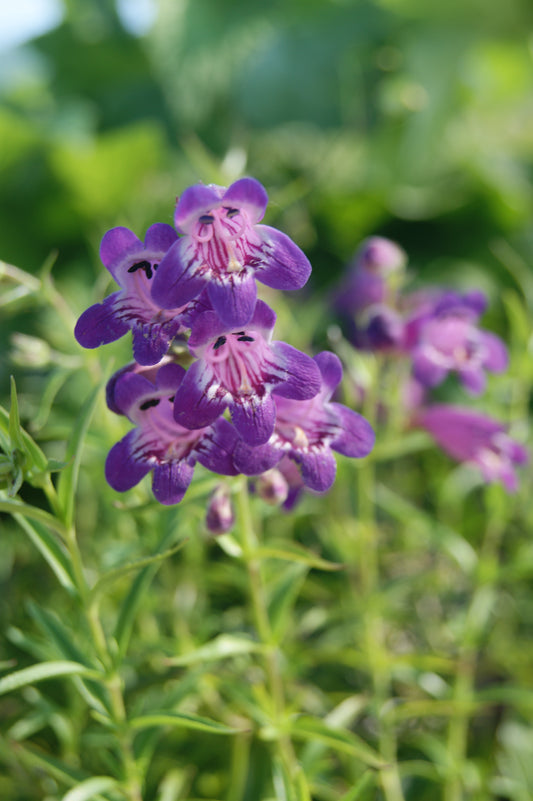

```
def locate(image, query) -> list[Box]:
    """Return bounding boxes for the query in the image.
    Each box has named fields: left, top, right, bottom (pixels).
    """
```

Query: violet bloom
left=417, top=405, right=528, bottom=493
left=172, top=300, right=321, bottom=447
left=405, top=290, right=508, bottom=394
left=151, top=177, right=312, bottom=328
left=234, top=351, right=375, bottom=492
left=105, top=362, right=240, bottom=505
left=75, top=224, right=198, bottom=365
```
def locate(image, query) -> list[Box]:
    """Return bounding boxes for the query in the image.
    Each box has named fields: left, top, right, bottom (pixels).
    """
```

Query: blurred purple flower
left=172, top=300, right=322, bottom=447
left=151, top=177, right=312, bottom=328
left=405, top=290, right=508, bottom=394
left=75, top=224, right=200, bottom=365
left=417, top=404, right=528, bottom=492
left=105, top=362, right=240, bottom=505
left=234, top=351, right=375, bottom=492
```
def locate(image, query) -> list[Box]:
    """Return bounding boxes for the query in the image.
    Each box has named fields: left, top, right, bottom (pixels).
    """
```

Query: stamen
left=237, top=335, right=254, bottom=342
left=199, top=214, right=214, bottom=224
left=213, top=336, right=227, bottom=350
left=225, top=208, right=240, bottom=218
left=128, top=260, right=154, bottom=280
left=140, top=398, right=160, bottom=411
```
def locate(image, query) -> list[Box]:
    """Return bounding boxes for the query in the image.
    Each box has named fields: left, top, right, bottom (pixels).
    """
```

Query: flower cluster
left=76, top=178, right=375, bottom=516
left=333, top=236, right=527, bottom=491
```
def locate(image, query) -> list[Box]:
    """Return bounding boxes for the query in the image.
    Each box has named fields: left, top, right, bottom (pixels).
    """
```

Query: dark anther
left=128, top=260, right=154, bottom=279
left=232, top=331, right=245, bottom=336
left=140, top=398, right=160, bottom=411
left=225, top=207, right=239, bottom=218
left=237, top=335, right=254, bottom=342
left=199, top=214, right=214, bottom=224
left=153, top=263, right=159, bottom=271
left=168, top=395, right=175, bottom=403
left=213, top=336, right=227, bottom=350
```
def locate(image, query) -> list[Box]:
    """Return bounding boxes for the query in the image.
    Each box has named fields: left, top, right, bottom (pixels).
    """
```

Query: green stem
left=235, top=477, right=307, bottom=795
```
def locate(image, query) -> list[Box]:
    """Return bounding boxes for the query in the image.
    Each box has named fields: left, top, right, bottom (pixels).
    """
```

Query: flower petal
left=132, top=321, right=174, bottom=366
left=254, top=226, right=311, bottom=290
left=74, top=293, right=129, bottom=349
left=233, top=439, right=283, bottom=475
left=330, top=403, right=375, bottom=458
left=481, top=331, right=508, bottom=373
left=144, top=222, right=179, bottom=253
left=412, top=347, right=448, bottom=387
left=271, top=342, right=322, bottom=400
left=298, top=448, right=337, bottom=492
left=173, top=361, right=229, bottom=430
left=222, top=177, right=268, bottom=224
left=152, top=460, right=195, bottom=505
left=105, top=431, right=152, bottom=492
left=207, top=273, right=257, bottom=328
left=313, top=351, right=343, bottom=396
left=151, top=238, right=209, bottom=309
left=459, top=366, right=486, bottom=395
left=100, top=227, right=144, bottom=280
left=196, top=418, right=241, bottom=476
left=174, top=184, right=221, bottom=233
left=230, top=394, right=276, bottom=446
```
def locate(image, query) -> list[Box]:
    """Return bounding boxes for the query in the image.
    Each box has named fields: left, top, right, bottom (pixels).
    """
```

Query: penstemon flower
left=151, top=177, right=312, bottom=327
left=234, top=351, right=375, bottom=491
left=405, top=290, right=508, bottom=394
left=416, top=404, right=528, bottom=492
left=105, top=362, right=240, bottom=505
left=171, top=300, right=322, bottom=446
left=75, top=224, right=200, bottom=365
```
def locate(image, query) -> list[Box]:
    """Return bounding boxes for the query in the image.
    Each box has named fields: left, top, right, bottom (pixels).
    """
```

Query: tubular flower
left=75, top=224, right=200, bottom=365
left=151, top=177, right=312, bottom=328
left=172, top=300, right=322, bottom=447
left=234, top=351, right=375, bottom=492
left=417, top=405, right=528, bottom=492
left=105, top=362, right=240, bottom=505
left=405, top=290, right=508, bottom=394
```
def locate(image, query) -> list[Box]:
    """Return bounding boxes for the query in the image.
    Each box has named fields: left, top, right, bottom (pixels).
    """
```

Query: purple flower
left=75, top=224, right=200, bottom=365
left=172, top=300, right=322, bottom=447
left=234, top=351, right=375, bottom=492
left=151, top=177, right=312, bottom=328
left=105, top=362, right=240, bottom=505
left=417, top=404, right=528, bottom=492
left=405, top=290, right=508, bottom=394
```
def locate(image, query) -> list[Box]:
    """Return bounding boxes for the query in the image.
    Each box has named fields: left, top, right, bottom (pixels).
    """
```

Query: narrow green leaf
left=13, top=514, right=75, bottom=591
left=61, top=776, right=120, bottom=801
left=257, top=541, right=344, bottom=572
left=289, top=716, right=385, bottom=768
left=129, top=711, right=243, bottom=735
left=57, top=382, right=103, bottom=528
left=0, top=661, right=102, bottom=696
left=165, top=634, right=262, bottom=667
left=9, top=376, right=25, bottom=451
left=268, top=562, right=308, bottom=638
left=89, top=538, right=188, bottom=602
left=0, top=493, right=69, bottom=537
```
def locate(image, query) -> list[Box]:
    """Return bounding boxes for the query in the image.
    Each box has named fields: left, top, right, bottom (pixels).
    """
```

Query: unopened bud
left=356, top=237, right=406, bottom=275
left=255, top=468, right=289, bottom=506
left=205, top=485, right=235, bottom=536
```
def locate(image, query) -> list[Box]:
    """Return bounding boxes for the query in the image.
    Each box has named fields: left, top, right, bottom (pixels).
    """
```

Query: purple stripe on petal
left=144, top=222, right=179, bottom=253
left=254, top=226, right=312, bottom=290
left=74, top=293, right=129, bottom=349
left=152, top=461, right=195, bottom=505
left=330, top=403, right=375, bottom=458
left=151, top=238, right=208, bottom=309
left=105, top=431, right=152, bottom=492
left=298, top=448, right=337, bottom=492
left=222, top=177, right=268, bottom=224
left=271, top=342, right=322, bottom=400
left=207, top=274, right=257, bottom=328
left=100, top=227, right=144, bottom=278
left=173, top=361, right=229, bottom=430
left=174, top=184, right=221, bottom=233
left=230, top=394, right=276, bottom=446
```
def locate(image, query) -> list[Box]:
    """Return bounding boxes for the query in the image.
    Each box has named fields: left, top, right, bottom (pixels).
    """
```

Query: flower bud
left=255, top=468, right=289, bottom=506
left=205, top=485, right=235, bottom=535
